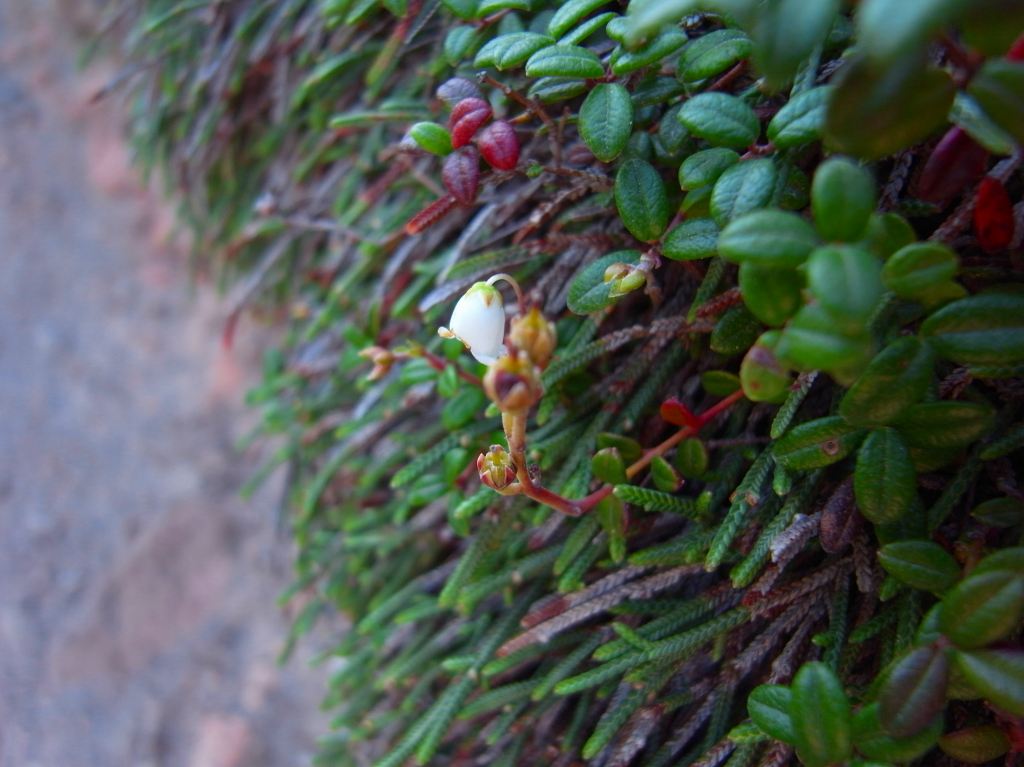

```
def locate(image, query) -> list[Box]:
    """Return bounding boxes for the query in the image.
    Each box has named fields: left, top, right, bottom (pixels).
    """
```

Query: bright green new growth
left=118, top=0, right=1024, bottom=765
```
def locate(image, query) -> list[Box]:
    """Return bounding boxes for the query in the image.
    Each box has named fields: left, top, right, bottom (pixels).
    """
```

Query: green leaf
left=882, top=242, right=960, bottom=307
left=596, top=494, right=627, bottom=563
left=826, top=56, right=956, bottom=160
left=767, top=86, right=833, bottom=149
left=878, top=541, right=959, bottom=593
left=675, top=438, right=709, bottom=478
left=972, top=547, right=1024, bottom=577
left=444, top=25, right=481, bottom=66
left=746, top=0, right=840, bottom=89
left=567, top=250, right=641, bottom=314
left=894, top=401, right=995, bottom=449
left=650, top=455, right=682, bottom=492
left=678, top=148, right=740, bottom=190
left=879, top=645, right=950, bottom=738
left=941, top=571, right=1024, bottom=648
left=748, top=684, right=796, bottom=744
left=939, top=724, right=1011, bottom=765
left=852, top=702, right=943, bottom=763
left=861, top=212, right=917, bottom=259
left=592, top=447, right=628, bottom=485
left=710, top=305, right=762, bottom=357
left=579, top=83, right=634, bottom=162
left=840, top=338, right=935, bottom=428
left=610, top=28, right=688, bottom=75
left=474, top=31, right=553, bottom=69
left=678, top=93, right=760, bottom=149
left=441, top=387, right=487, bottom=430
left=811, top=157, right=877, bottom=242
left=529, top=76, right=588, bottom=103
left=678, top=29, right=751, bottom=85
left=951, top=92, right=1017, bottom=156
left=855, top=429, right=917, bottom=525
left=776, top=305, right=874, bottom=375
left=922, top=292, right=1024, bottom=366
left=718, top=209, right=819, bottom=268
left=441, top=0, right=478, bottom=20
left=476, top=0, right=529, bottom=14
left=525, top=44, right=604, bottom=78
left=739, top=262, right=803, bottom=327
left=710, top=159, right=778, bottom=226
left=408, top=122, right=453, bottom=156
left=774, top=415, right=865, bottom=470
left=558, top=11, right=617, bottom=45
left=662, top=218, right=719, bottom=261
left=969, top=60, right=1024, bottom=145
left=805, top=245, right=883, bottom=329
left=547, top=0, right=611, bottom=39
left=953, top=649, right=1024, bottom=715
left=740, top=331, right=792, bottom=403
left=857, top=0, right=969, bottom=61
left=790, top=661, right=852, bottom=767
left=615, top=159, right=670, bottom=242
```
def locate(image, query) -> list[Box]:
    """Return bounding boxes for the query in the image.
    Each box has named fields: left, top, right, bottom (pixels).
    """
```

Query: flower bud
left=508, top=307, right=557, bottom=368
left=358, top=345, right=395, bottom=381
left=483, top=352, right=543, bottom=414
left=439, top=281, right=507, bottom=364
left=603, top=262, right=646, bottom=298
left=477, top=445, right=517, bottom=490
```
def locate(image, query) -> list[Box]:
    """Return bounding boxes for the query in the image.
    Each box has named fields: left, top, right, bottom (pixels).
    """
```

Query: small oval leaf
left=615, top=159, right=670, bottom=242
left=579, top=83, right=634, bottom=163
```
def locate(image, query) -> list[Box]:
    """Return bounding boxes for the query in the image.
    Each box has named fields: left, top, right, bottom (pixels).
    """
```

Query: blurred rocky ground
left=0, top=2, right=327, bottom=765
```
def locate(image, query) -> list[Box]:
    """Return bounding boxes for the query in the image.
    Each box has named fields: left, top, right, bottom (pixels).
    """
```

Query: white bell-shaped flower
left=438, top=281, right=507, bottom=364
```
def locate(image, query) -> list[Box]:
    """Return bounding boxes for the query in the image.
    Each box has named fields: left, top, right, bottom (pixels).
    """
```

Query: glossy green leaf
left=739, top=262, right=803, bottom=327
left=777, top=305, right=875, bottom=374
left=408, top=121, right=453, bottom=156
left=852, top=702, right=942, bottom=763
left=790, top=661, right=852, bottom=767
left=567, top=250, right=642, bottom=314
left=741, top=330, right=792, bottom=403
left=718, top=209, right=819, bottom=268
left=441, top=0, right=478, bottom=20
left=953, top=649, right=1024, bottom=715
left=592, top=447, right=628, bottom=485
left=678, top=93, right=760, bottom=149
left=878, top=540, right=959, bottom=593
left=525, top=44, right=604, bottom=78
left=674, top=438, right=709, bottom=478
left=894, top=401, right=994, bottom=449
left=748, top=684, right=796, bottom=744
left=557, top=11, right=617, bottom=46
left=474, top=31, right=553, bottom=69
left=476, top=0, right=529, bottom=14
left=767, top=86, right=832, bottom=149
left=597, top=433, right=643, bottom=464
left=441, top=387, right=487, bottom=430
left=968, top=59, right=1024, bottom=145
left=710, top=159, right=778, bottom=226
left=662, top=218, right=718, bottom=261
left=941, top=571, right=1024, bottom=648
left=922, top=293, right=1024, bottom=366
left=747, top=0, right=840, bottom=89
left=811, top=157, right=877, bottom=242
left=855, top=429, right=916, bottom=525
left=840, top=338, right=935, bottom=427
left=939, top=724, right=1011, bottom=765
left=826, top=56, right=956, bottom=160
left=615, top=159, right=670, bottom=242
left=650, top=455, right=682, bottom=492
left=882, top=243, right=960, bottom=306
left=528, top=76, right=589, bottom=103
left=774, top=415, right=865, bottom=470
left=610, top=28, right=687, bottom=75
left=678, top=148, right=739, bottom=191
left=857, top=0, right=969, bottom=61
left=711, top=304, right=761, bottom=357
left=972, top=499, right=1024, bottom=528
left=547, top=0, right=610, bottom=38
left=444, top=25, right=480, bottom=65
left=579, top=83, right=634, bottom=162
left=879, top=644, right=950, bottom=737
left=806, top=245, right=883, bottom=328
left=678, top=29, right=751, bottom=84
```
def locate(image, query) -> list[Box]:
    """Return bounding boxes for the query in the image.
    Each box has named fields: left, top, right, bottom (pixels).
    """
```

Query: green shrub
left=121, top=1, right=1024, bottom=764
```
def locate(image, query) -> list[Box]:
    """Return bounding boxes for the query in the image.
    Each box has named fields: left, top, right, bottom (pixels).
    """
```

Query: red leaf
left=448, top=97, right=492, bottom=148
left=442, top=147, right=481, bottom=205
left=974, top=177, right=1015, bottom=252
left=477, top=120, right=520, bottom=171
left=916, top=127, right=989, bottom=205
left=404, top=194, right=457, bottom=235
left=659, top=398, right=701, bottom=430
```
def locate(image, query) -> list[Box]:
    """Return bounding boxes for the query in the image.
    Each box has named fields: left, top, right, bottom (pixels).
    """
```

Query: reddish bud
left=449, top=97, right=493, bottom=148
left=404, top=194, right=457, bottom=235
left=442, top=148, right=481, bottom=205
left=436, top=77, right=483, bottom=107
left=659, top=397, right=702, bottom=430
left=974, top=177, right=1015, bottom=252
left=477, top=120, right=520, bottom=171
left=916, top=127, right=988, bottom=205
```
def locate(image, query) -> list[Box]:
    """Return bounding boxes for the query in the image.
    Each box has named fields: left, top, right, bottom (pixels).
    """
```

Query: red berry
left=974, top=177, right=1015, bottom=252
left=448, top=97, right=492, bottom=148
left=477, top=120, right=520, bottom=171
left=436, top=77, right=483, bottom=107
left=442, top=147, right=481, bottom=205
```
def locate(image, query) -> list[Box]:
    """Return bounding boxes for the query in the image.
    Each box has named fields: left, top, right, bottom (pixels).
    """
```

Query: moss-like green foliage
left=120, top=1, right=1023, bottom=764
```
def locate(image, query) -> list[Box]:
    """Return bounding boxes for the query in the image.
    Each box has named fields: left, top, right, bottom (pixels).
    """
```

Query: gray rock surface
left=0, top=2, right=326, bottom=765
